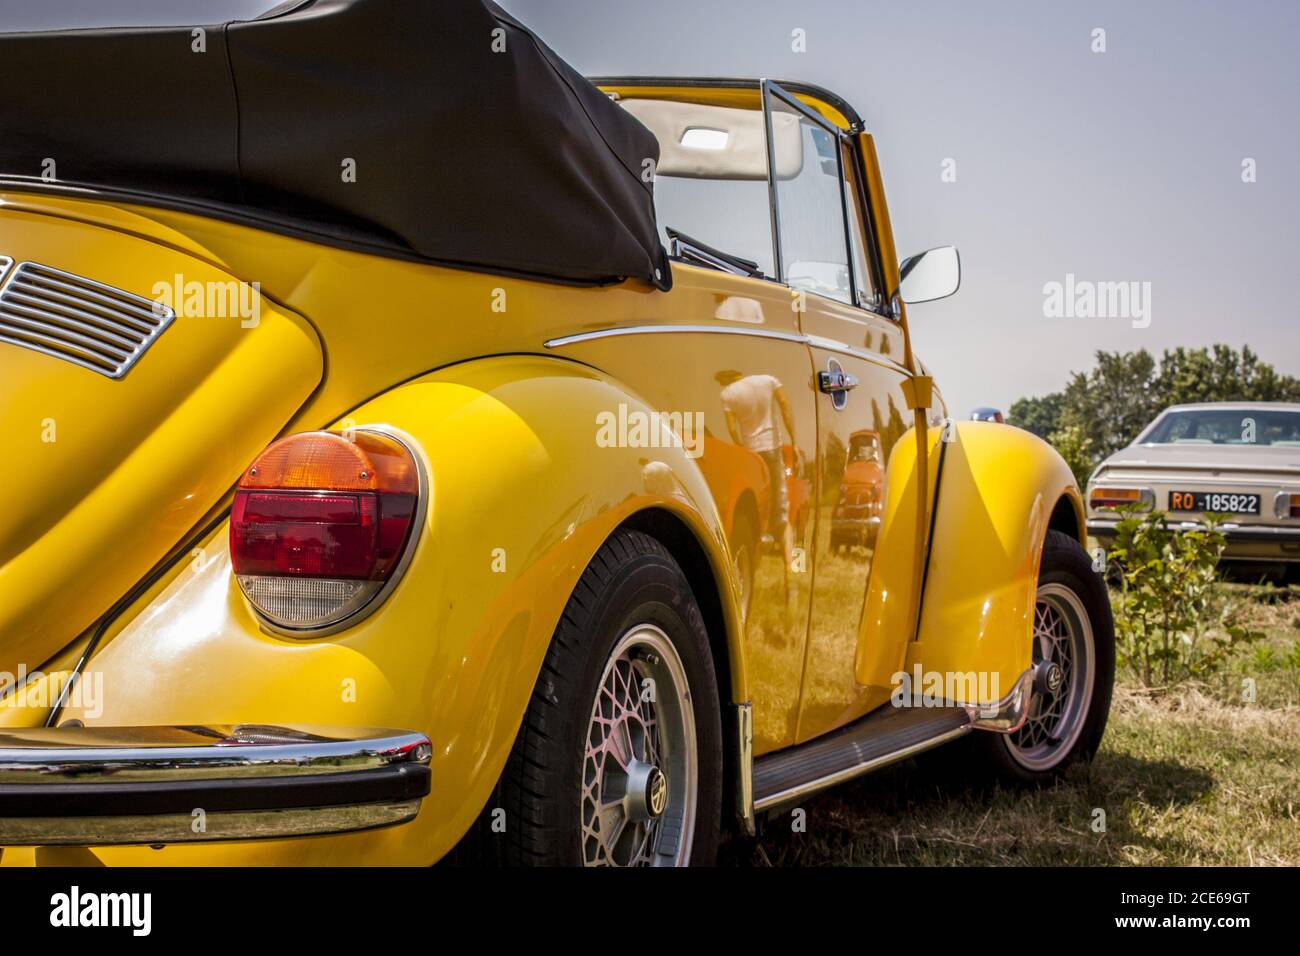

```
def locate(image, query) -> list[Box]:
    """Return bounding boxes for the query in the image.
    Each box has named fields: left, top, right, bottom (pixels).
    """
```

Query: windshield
left=1141, top=408, right=1300, bottom=447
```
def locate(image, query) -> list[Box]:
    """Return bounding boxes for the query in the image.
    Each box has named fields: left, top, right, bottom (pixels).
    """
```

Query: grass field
left=723, top=582, right=1300, bottom=867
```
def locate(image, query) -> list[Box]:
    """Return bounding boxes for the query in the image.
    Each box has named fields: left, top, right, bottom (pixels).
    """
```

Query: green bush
left=1107, top=507, right=1262, bottom=688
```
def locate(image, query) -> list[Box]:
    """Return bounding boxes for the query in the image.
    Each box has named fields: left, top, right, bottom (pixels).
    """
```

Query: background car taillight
left=1088, top=487, right=1152, bottom=511
left=231, top=430, right=423, bottom=633
left=1278, top=493, right=1300, bottom=519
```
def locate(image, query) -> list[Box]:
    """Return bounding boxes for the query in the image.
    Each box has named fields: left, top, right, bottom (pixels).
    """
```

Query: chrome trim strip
left=1089, top=519, right=1300, bottom=541
left=2, top=800, right=423, bottom=847
left=0, top=260, right=175, bottom=379
left=0, top=305, right=136, bottom=358
left=544, top=323, right=913, bottom=375
left=0, top=724, right=432, bottom=845
left=239, top=425, right=430, bottom=639
left=544, top=323, right=808, bottom=349
left=966, top=667, right=1035, bottom=733
left=0, top=329, right=121, bottom=375
left=807, top=336, right=913, bottom=378
left=0, top=725, right=431, bottom=784
left=735, top=702, right=755, bottom=836
left=4, top=290, right=142, bottom=347
left=1100, top=463, right=1300, bottom=477
left=752, top=724, right=970, bottom=812
left=761, top=78, right=784, bottom=283
left=14, top=270, right=164, bottom=329
left=0, top=255, right=12, bottom=284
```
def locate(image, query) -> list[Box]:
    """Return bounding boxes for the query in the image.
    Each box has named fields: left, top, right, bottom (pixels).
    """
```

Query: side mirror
left=898, top=246, right=960, bottom=305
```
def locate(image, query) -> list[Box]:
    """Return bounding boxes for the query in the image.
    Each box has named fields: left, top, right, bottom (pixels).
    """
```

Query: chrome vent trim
left=0, top=260, right=175, bottom=378
left=0, top=256, right=12, bottom=283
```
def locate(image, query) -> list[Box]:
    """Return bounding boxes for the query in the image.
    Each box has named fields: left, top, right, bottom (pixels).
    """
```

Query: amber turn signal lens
left=239, top=430, right=418, bottom=493
left=1089, top=487, right=1146, bottom=510
left=1290, top=494, right=1300, bottom=519
left=230, top=430, right=422, bottom=633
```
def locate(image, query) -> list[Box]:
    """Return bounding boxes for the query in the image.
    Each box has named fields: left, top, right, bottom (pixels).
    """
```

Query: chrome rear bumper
left=1089, top=518, right=1300, bottom=562
left=0, top=724, right=431, bottom=846
left=1088, top=518, right=1300, bottom=542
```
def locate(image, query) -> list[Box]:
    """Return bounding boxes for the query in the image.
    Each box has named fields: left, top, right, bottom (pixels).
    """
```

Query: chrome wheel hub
left=1035, top=659, right=1065, bottom=696
left=1007, top=582, right=1095, bottom=771
left=625, top=760, right=668, bottom=820
left=580, top=624, right=697, bottom=866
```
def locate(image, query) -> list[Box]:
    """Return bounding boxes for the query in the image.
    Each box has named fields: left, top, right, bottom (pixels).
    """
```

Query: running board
left=752, top=706, right=971, bottom=812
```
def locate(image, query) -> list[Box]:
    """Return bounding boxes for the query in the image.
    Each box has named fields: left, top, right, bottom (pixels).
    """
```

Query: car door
left=551, top=288, right=817, bottom=759
left=759, top=83, right=926, bottom=742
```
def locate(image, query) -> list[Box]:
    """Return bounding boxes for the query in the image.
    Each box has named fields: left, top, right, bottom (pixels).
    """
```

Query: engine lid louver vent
left=0, top=260, right=174, bottom=378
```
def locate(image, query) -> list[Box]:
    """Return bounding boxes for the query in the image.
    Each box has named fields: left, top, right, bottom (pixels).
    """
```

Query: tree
left=1008, top=392, right=1065, bottom=439
left=1009, top=345, right=1300, bottom=482
left=1056, top=349, right=1160, bottom=458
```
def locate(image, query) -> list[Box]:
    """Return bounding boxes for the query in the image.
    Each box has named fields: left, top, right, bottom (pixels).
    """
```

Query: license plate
left=1169, top=491, right=1260, bottom=514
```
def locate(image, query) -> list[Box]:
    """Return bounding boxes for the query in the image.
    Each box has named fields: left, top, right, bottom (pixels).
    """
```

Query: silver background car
left=1088, top=402, right=1300, bottom=571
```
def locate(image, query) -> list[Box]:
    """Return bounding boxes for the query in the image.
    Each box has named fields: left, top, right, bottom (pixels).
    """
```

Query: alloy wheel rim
left=1006, top=582, right=1095, bottom=771
left=580, top=623, right=697, bottom=866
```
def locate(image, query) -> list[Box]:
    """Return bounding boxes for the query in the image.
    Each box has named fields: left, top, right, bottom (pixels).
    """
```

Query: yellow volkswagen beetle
left=0, top=0, right=1112, bottom=867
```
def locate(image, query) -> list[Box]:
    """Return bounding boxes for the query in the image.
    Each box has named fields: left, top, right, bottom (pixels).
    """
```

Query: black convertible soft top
left=0, top=0, right=671, bottom=289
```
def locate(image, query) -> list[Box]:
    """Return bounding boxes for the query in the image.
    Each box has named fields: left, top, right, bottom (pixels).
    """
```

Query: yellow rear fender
left=907, top=421, right=1084, bottom=706
left=49, top=354, right=741, bottom=865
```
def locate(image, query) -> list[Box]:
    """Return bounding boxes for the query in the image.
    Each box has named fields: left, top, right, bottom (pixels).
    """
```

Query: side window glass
left=841, top=145, right=880, bottom=311
left=765, top=87, right=853, bottom=305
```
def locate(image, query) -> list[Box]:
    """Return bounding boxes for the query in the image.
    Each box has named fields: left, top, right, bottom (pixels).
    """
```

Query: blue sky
left=502, top=0, right=1300, bottom=416
left=5, top=0, right=1297, bottom=416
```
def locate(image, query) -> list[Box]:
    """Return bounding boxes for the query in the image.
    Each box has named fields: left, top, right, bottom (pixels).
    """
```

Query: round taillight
left=231, top=429, right=424, bottom=634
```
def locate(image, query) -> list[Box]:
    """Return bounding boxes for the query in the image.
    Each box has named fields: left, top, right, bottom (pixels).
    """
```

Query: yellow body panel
left=0, top=207, right=322, bottom=678
left=903, top=421, right=1084, bottom=703
left=12, top=356, right=737, bottom=865
left=0, top=79, right=1084, bottom=864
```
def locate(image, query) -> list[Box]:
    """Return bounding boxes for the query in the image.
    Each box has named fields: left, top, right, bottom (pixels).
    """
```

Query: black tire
left=475, top=527, right=723, bottom=866
left=977, top=529, right=1115, bottom=785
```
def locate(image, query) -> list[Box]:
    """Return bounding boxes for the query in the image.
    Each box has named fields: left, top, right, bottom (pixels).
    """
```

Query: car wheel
left=496, top=527, right=723, bottom=866
left=981, top=529, right=1115, bottom=783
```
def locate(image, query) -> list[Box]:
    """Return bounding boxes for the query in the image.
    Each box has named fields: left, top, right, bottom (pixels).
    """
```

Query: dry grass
left=723, top=583, right=1300, bottom=867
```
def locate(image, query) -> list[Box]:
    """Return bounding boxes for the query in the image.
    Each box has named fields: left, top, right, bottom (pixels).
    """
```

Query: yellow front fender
left=905, top=421, right=1083, bottom=706
left=17, top=354, right=742, bottom=866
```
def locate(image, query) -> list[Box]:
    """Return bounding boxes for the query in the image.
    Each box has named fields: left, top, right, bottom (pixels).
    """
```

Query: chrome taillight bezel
left=233, top=426, right=428, bottom=639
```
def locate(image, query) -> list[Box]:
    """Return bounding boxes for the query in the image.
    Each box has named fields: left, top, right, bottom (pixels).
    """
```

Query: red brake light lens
left=231, top=430, right=422, bottom=632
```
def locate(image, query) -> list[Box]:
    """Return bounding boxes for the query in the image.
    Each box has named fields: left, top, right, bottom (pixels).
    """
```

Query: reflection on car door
left=552, top=268, right=817, bottom=756
left=799, top=301, right=915, bottom=741
left=761, top=82, right=929, bottom=742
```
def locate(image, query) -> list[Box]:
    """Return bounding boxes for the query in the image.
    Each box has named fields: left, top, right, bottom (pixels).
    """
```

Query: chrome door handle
left=818, top=369, right=859, bottom=393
